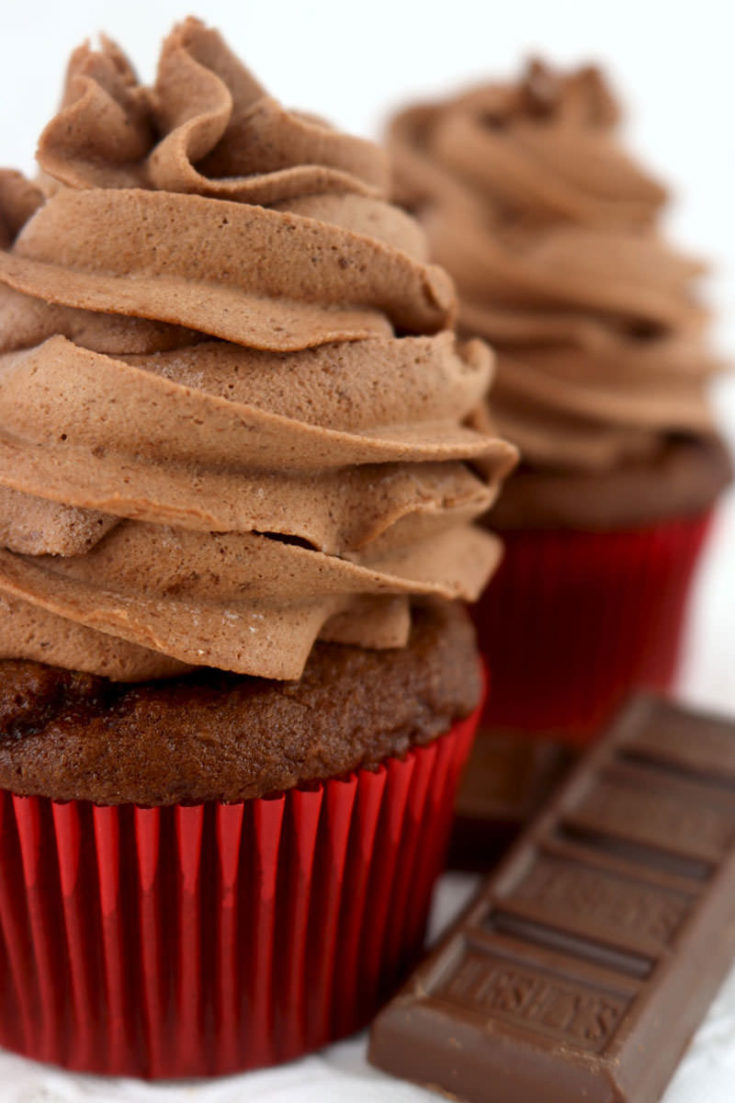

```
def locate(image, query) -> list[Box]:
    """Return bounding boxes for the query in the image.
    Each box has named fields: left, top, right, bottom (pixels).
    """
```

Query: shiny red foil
left=474, top=511, right=713, bottom=745
left=0, top=708, right=478, bottom=1079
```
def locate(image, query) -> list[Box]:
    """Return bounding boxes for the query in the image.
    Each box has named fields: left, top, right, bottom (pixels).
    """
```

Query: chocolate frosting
left=388, top=61, right=722, bottom=481
left=0, top=20, right=516, bottom=681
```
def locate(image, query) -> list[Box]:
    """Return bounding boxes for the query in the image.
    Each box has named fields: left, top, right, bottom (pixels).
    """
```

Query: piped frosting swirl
left=0, top=19, right=516, bottom=681
left=389, top=61, right=720, bottom=473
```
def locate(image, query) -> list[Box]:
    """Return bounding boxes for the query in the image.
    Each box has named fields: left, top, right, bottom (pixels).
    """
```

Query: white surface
left=1, top=0, right=735, bottom=1098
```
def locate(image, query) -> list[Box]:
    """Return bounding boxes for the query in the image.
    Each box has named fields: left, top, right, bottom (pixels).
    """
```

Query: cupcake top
left=0, top=600, right=480, bottom=804
left=0, top=19, right=516, bottom=681
left=389, top=61, right=729, bottom=526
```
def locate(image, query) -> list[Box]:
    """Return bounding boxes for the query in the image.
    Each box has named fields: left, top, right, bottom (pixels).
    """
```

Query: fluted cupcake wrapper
left=473, top=511, right=713, bottom=744
left=0, top=708, right=478, bottom=1080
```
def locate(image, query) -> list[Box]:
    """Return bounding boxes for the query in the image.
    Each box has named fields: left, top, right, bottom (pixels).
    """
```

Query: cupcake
left=0, top=20, right=516, bottom=1078
left=389, top=60, right=730, bottom=745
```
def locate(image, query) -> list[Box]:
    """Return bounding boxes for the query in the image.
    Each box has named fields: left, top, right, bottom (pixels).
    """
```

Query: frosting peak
left=389, top=60, right=720, bottom=473
left=0, top=19, right=515, bottom=681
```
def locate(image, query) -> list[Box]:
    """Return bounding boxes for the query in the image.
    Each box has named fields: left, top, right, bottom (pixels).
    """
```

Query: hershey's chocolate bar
left=370, top=694, right=735, bottom=1103
left=450, top=729, right=574, bottom=869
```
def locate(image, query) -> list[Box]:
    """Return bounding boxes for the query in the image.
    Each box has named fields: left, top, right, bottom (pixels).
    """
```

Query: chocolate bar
left=450, top=729, right=574, bottom=869
left=370, top=694, right=735, bottom=1103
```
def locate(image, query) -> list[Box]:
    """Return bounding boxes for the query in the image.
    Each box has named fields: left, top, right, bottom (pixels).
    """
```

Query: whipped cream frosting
left=0, top=19, right=516, bottom=681
left=389, top=61, right=720, bottom=473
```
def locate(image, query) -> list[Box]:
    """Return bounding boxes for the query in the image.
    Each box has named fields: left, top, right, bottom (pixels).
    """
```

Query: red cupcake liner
left=473, top=510, right=713, bottom=746
left=0, top=708, right=478, bottom=1080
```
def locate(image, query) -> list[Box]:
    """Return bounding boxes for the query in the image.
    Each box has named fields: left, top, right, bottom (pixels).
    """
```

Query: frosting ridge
left=0, top=19, right=515, bottom=680
left=389, top=60, right=720, bottom=473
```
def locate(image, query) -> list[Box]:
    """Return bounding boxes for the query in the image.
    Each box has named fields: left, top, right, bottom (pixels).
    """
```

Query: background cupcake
left=0, top=20, right=516, bottom=1078
left=389, top=60, right=731, bottom=745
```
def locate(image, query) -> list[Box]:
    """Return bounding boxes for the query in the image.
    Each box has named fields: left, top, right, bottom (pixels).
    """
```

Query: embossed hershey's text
left=435, top=950, right=630, bottom=1053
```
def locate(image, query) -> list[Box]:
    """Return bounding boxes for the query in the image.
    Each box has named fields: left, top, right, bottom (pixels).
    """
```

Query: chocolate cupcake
left=389, top=60, right=730, bottom=744
left=0, top=20, right=516, bottom=1077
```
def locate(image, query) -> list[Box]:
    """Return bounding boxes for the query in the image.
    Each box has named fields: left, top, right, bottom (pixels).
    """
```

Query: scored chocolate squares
left=370, top=693, right=735, bottom=1103
left=450, top=729, right=575, bottom=869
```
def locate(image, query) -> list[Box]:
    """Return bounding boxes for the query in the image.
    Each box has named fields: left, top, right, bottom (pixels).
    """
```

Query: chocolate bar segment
left=450, top=729, right=574, bottom=869
left=370, top=694, right=735, bottom=1103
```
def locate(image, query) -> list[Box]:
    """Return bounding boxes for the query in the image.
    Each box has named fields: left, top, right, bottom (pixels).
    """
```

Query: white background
left=1, top=1, right=735, bottom=1099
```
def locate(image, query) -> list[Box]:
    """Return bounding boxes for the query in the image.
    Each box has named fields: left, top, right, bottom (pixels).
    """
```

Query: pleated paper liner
left=472, top=510, right=713, bottom=746
left=0, top=706, right=478, bottom=1080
